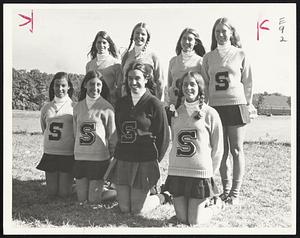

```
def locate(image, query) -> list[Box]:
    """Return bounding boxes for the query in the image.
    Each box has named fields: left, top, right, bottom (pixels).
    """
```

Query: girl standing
left=165, top=71, right=224, bottom=225
left=86, top=31, right=123, bottom=107
left=202, top=17, right=253, bottom=205
left=121, top=22, right=164, bottom=100
left=167, top=28, right=206, bottom=107
left=73, top=70, right=117, bottom=204
left=37, top=72, right=75, bottom=198
left=113, top=61, right=170, bottom=214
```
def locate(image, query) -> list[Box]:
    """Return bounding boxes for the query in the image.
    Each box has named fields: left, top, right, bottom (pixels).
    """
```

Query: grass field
left=7, top=111, right=295, bottom=233
left=12, top=110, right=292, bottom=143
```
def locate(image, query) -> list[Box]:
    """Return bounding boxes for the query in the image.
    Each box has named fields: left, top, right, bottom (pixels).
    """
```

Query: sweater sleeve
left=114, top=98, right=123, bottom=141
left=167, top=59, right=174, bottom=89
left=121, top=51, right=128, bottom=68
left=164, top=60, right=174, bottom=105
left=209, top=108, right=223, bottom=175
left=105, top=108, right=118, bottom=158
left=201, top=54, right=210, bottom=103
left=114, top=64, right=124, bottom=101
left=73, top=106, right=78, bottom=139
left=152, top=53, right=164, bottom=101
left=86, top=61, right=91, bottom=74
left=241, top=53, right=253, bottom=105
left=40, top=105, right=47, bottom=133
left=150, top=100, right=170, bottom=162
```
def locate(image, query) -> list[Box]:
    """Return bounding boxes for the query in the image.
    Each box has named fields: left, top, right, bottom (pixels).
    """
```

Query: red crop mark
left=257, top=19, right=270, bottom=41
left=18, top=10, right=33, bottom=33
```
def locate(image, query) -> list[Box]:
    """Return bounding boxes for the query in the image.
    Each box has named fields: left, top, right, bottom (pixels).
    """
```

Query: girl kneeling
left=113, top=61, right=170, bottom=214
left=73, top=70, right=117, bottom=204
left=165, top=71, right=224, bottom=225
left=37, top=72, right=75, bottom=198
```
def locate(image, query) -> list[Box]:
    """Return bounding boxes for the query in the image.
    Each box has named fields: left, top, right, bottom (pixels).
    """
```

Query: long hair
left=122, top=22, right=151, bottom=67
left=124, top=61, right=157, bottom=97
left=175, top=28, right=206, bottom=57
left=88, top=31, right=118, bottom=59
left=176, top=71, right=205, bottom=109
left=49, top=72, right=73, bottom=101
left=78, top=70, right=110, bottom=101
left=211, top=17, right=242, bottom=51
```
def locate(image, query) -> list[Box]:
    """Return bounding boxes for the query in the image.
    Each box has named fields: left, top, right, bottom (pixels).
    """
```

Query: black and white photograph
left=3, top=2, right=296, bottom=235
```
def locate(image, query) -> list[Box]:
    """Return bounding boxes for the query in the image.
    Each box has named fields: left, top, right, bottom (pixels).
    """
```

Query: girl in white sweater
left=73, top=70, right=117, bottom=204
left=85, top=31, right=123, bottom=107
left=202, top=17, right=253, bottom=205
left=37, top=72, right=75, bottom=198
left=121, top=22, right=164, bottom=100
left=166, top=28, right=206, bottom=107
left=165, top=71, right=224, bottom=225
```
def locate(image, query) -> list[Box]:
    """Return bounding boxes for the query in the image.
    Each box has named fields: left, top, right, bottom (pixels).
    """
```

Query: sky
left=5, top=3, right=296, bottom=96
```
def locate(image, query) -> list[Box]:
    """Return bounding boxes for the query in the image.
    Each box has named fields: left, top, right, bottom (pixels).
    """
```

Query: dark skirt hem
left=213, top=104, right=250, bottom=126
left=36, top=153, right=74, bottom=173
left=73, top=160, right=110, bottom=180
left=164, top=175, right=219, bottom=199
left=112, top=159, right=160, bottom=191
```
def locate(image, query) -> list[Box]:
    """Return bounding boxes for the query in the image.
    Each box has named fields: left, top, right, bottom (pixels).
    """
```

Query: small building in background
left=259, top=95, right=291, bottom=116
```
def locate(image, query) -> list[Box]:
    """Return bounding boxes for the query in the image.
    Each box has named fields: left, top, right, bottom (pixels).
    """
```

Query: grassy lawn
left=7, top=111, right=295, bottom=233
left=12, top=110, right=292, bottom=143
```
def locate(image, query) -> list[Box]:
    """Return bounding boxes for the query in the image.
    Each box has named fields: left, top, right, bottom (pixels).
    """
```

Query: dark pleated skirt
left=36, top=153, right=74, bottom=173
left=73, top=159, right=110, bottom=180
left=111, top=159, right=160, bottom=191
left=213, top=104, right=250, bottom=126
left=164, top=175, right=219, bottom=199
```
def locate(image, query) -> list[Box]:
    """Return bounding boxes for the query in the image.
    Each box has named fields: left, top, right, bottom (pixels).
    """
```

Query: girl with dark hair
left=165, top=71, right=224, bottom=225
left=37, top=72, right=75, bottom=198
left=121, top=22, right=164, bottom=100
left=73, top=70, right=117, bottom=204
left=123, top=61, right=157, bottom=97
left=86, top=31, right=123, bottom=107
left=202, top=17, right=253, bottom=205
left=166, top=28, right=206, bottom=107
left=112, top=61, right=171, bottom=214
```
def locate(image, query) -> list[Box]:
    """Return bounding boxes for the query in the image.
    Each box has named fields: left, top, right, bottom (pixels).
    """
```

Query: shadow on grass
left=12, top=179, right=174, bottom=228
left=244, top=140, right=291, bottom=147
left=13, top=131, right=42, bottom=135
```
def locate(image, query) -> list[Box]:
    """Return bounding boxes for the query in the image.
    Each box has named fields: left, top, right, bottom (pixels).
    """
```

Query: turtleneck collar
left=134, top=45, right=146, bottom=58
left=184, top=99, right=200, bottom=108
left=182, top=50, right=195, bottom=58
left=181, top=50, right=196, bottom=63
left=54, top=95, right=70, bottom=104
left=86, top=94, right=100, bottom=109
left=96, top=52, right=109, bottom=61
left=134, top=45, right=144, bottom=53
left=217, top=41, right=232, bottom=51
left=86, top=93, right=100, bottom=101
left=184, top=99, right=201, bottom=116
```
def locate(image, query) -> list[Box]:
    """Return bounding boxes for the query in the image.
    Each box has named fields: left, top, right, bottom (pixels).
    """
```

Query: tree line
left=12, top=68, right=83, bottom=110
left=12, top=68, right=291, bottom=112
left=252, top=91, right=291, bottom=114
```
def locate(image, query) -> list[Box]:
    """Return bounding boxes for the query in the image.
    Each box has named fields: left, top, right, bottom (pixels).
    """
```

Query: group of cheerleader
left=36, top=17, right=254, bottom=226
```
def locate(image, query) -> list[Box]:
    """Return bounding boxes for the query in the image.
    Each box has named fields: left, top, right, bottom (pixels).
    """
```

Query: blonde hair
left=211, top=17, right=242, bottom=51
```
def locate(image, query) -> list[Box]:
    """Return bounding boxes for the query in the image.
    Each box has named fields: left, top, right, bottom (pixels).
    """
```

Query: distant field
left=12, top=110, right=41, bottom=133
left=12, top=110, right=292, bottom=143
left=246, top=115, right=291, bottom=143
